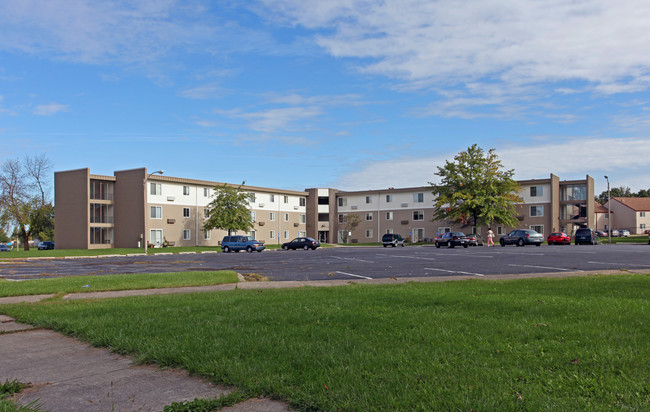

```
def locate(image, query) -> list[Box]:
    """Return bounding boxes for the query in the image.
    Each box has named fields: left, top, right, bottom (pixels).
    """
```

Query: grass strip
left=0, top=271, right=238, bottom=297
left=2, top=275, right=649, bottom=411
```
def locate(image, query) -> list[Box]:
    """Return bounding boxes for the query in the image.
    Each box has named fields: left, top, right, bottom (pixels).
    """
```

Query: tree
left=340, top=214, right=361, bottom=243
left=430, top=144, right=522, bottom=234
left=203, top=183, right=255, bottom=236
left=596, top=186, right=633, bottom=204
left=0, top=155, right=54, bottom=250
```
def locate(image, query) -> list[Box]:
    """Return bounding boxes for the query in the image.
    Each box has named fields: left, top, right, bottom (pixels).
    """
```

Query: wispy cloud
left=33, top=103, right=69, bottom=116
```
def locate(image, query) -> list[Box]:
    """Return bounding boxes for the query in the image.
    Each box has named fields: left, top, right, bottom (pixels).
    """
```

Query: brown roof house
left=603, top=197, right=650, bottom=234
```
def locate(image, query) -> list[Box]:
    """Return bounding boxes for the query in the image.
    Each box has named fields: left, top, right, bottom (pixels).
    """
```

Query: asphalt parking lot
left=1, top=244, right=649, bottom=281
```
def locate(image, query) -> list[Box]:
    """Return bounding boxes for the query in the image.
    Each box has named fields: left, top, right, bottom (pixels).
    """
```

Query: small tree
left=340, top=213, right=361, bottom=243
left=203, top=183, right=255, bottom=237
left=430, top=144, right=522, bottom=233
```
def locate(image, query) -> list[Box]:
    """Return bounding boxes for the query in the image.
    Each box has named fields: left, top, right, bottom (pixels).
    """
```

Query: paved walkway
left=0, top=269, right=641, bottom=411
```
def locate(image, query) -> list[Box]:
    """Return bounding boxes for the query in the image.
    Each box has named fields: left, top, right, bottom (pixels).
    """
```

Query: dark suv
left=382, top=233, right=405, bottom=247
left=574, top=228, right=598, bottom=245
left=220, top=235, right=265, bottom=253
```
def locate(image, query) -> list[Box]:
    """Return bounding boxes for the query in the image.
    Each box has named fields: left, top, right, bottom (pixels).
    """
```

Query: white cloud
left=332, top=138, right=650, bottom=191
left=33, top=103, right=69, bottom=116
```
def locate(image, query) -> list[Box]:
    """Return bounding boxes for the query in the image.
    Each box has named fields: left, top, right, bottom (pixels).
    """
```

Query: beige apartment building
left=602, top=197, right=650, bottom=234
left=55, top=168, right=594, bottom=249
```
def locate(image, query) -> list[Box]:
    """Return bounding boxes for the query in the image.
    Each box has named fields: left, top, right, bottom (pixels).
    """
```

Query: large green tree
left=596, top=186, right=648, bottom=204
left=430, top=144, right=522, bottom=233
left=0, top=155, right=54, bottom=250
left=203, top=183, right=255, bottom=236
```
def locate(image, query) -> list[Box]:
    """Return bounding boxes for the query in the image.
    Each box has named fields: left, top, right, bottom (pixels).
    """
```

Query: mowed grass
left=3, top=275, right=649, bottom=411
left=0, top=271, right=238, bottom=297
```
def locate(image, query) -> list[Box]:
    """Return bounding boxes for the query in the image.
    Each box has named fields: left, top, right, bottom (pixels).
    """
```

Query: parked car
left=0, top=244, right=10, bottom=252
left=435, top=232, right=469, bottom=248
left=547, top=232, right=571, bottom=245
left=382, top=233, right=406, bottom=247
left=595, top=230, right=607, bottom=238
left=466, top=234, right=483, bottom=246
left=609, top=229, right=620, bottom=237
left=500, top=229, right=544, bottom=247
left=37, top=241, right=55, bottom=250
left=220, top=235, right=265, bottom=253
left=648, top=232, right=650, bottom=245
left=618, top=229, right=630, bottom=237
left=282, top=237, right=321, bottom=250
left=574, top=228, right=598, bottom=245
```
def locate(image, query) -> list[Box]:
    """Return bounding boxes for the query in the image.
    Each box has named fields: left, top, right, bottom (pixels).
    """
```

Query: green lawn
left=0, top=271, right=238, bottom=297
left=2, top=275, right=648, bottom=411
left=598, top=235, right=649, bottom=244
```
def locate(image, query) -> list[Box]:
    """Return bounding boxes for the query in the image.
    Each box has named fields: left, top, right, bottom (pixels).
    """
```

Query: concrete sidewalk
left=0, top=269, right=639, bottom=411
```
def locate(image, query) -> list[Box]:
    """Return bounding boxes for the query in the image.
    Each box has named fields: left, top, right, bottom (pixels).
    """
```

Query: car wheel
left=500, top=238, right=506, bottom=247
left=401, top=243, right=405, bottom=247
left=391, top=243, right=396, bottom=247
left=383, top=244, right=388, bottom=247
left=535, top=243, right=541, bottom=246
left=517, top=238, right=524, bottom=247
left=304, top=245, right=309, bottom=250
left=246, top=246, right=253, bottom=253
left=435, top=242, right=440, bottom=248
left=283, top=245, right=289, bottom=250
left=463, top=244, right=468, bottom=248
left=223, top=246, right=230, bottom=253
left=448, top=242, right=454, bottom=248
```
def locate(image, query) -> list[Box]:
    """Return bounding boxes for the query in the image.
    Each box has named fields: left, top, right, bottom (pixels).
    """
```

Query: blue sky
left=2, top=0, right=650, bottom=197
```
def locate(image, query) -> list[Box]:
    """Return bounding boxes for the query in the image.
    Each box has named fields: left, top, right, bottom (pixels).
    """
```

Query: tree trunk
left=20, top=226, right=30, bottom=251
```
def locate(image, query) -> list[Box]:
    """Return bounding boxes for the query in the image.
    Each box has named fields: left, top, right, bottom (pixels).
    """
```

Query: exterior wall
left=113, top=168, right=147, bottom=248
left=54, top=168, right=91, bottom=249
left=604, top=198, right=650, bottom=234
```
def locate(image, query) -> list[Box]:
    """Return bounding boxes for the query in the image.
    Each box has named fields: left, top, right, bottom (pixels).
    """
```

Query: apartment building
left=55, top=168, right=594, bottom=249
left=602, top=197, right=650, bottom=234
left=55, top=168, right=308, bottom=249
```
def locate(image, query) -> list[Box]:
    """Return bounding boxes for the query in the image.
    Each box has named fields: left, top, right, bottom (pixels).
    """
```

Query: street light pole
left=143, top=170, right=164, bottom=254
left=604, top=175, right=611, bottom=244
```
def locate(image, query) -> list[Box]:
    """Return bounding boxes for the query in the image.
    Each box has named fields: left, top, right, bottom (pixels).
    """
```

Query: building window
left=338, top=197, right=347, bottom=207
left=438, top=227, right=451, bottom=234
left=366, top=196, right=372, bottom=204
left=250, top=230, right=256, bottom=239
left=300, top=214, right=306, bottom=224
left=270, top=212, right=275, bottom=221
left=338, top=214, right=345, bottom=223
left=269, top=230, right=275, bottom=239
left=530, top=206, right=544, bottom=217
left=204, top=188, right=210, bottom=197
left=386, top=211, right=393, bottom=220
left=183, top=229, right=191, bottom=240
left=530, top=225, right=544, bottom=234
left=366, top=213, right=373, bottom=221
left=318, top=196, right=329, bottom=205
left=204, top=230, right=211, bottom=240
left=413, top=210, right=424, bottom=221
left=284, top=213, right=289, bottom=222
left=497, top=226, right=503, bottom=235
left=318, top=213, right=329, bottom=221
left=640, top=223, right=646, bottom=230
left=530, top=186, right=543, bottom=197
left=640, top=212, right=646, bottom=217
left=283, top=195, right=289, bottom=203
left=150, top=206, right=162, bottom=219
left=386, top=228, right=394, bottom=234
left=270, top=194, right=275, bottom=202
left=251, top=211, right=256, bottom=221
left=300, top=197, right=306, bottom=207
left=183, top=186, right=190, bottom=195
left=413, top=193, right=424, bottom=203
left=298, top=231, right=306, bottom=237
left=183, top=208, right=190, bottom=218
left=284, top=230, right=290, bottom=239
left=149, top=229, right=163, bottom=246
left=365, top=229, right=373, bottom=238
left=248, top=193, right=256, bottom=202
left=150, top=182, right=161, bottom=195
left=386, top=194, right=392, bottom=203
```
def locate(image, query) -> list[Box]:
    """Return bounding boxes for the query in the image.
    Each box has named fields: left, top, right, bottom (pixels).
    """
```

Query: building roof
left=594, top=202, right=610, bottom=214
left=611, top=197, right=650, bottom=211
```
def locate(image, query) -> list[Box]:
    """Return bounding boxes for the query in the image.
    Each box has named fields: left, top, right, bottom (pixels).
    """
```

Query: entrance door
left=150, top=229, right=163, bottom=247
left=412, top=228, right=425, bottom=243
left=318, top=231, right=329, bottom=243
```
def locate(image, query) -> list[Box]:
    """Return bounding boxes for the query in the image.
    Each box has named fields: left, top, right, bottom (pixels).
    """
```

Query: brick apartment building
left=54, top=167, right=594, bottom=249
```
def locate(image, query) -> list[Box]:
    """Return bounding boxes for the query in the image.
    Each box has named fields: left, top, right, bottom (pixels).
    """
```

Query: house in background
left=603, top=197, right=650, bottom=234
left=594, top=201, right=612, bottom=232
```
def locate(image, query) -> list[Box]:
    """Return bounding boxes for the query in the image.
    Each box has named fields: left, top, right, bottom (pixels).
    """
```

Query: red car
left=547, top=232, right=571, bottom=245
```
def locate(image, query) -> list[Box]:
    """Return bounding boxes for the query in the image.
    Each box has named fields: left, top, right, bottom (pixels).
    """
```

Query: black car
left=574, top=228, right=598, bottom=245
left=499, top=229, right=543, bottom=247
left=435, top=232, right=469, bottom=248
left=37, top=241, right=55, bottom=250
left=0, top=244, right=10, bottom=252
left=282, top=237, right=321, bottom=250
left=382, top=233, right=405, bottom=247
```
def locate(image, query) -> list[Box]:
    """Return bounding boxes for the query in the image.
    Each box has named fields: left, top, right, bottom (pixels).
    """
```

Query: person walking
left=487, top=228, right=495, bottom=247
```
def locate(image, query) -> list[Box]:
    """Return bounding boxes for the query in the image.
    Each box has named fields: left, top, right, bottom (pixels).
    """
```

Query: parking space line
left=332, top=256, right=375, bottom=263
left=335, top=271, right=373, bottom=279
left=425, top=268, right=484, bottom=277
left=588, top=261, right=650, bottom=267
left=508, top=264, right=578, bottom=271
left=390, top=255, right=437, bottom=261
